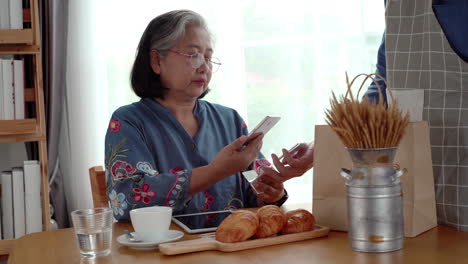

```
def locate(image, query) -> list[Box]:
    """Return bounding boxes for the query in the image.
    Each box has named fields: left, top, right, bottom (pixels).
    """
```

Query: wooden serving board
left=159, top=225, right=330, bottom=255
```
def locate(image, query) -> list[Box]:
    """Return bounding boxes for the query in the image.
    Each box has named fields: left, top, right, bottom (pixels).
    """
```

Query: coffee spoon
left=124, top=229, right=141, bottom=242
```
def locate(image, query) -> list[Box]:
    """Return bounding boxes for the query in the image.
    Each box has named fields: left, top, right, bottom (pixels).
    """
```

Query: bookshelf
left=0, top=0, right=50, bottom=241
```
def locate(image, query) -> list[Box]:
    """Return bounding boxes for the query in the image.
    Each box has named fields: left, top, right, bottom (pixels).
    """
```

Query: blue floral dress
left=105, top=98, right=273, bottom=221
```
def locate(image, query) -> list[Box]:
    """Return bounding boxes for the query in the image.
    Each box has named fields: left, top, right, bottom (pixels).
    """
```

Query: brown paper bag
left=313, top=121, right=437, bottom=237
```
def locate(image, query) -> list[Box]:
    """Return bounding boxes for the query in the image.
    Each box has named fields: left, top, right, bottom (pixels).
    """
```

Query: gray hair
left=149, top=10, right=211, bottom=53
left=131, top=10, right=213, bottom=99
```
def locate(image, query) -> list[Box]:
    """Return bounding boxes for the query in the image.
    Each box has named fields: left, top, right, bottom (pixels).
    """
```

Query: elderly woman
left=105, top=10, right=314, bottom=221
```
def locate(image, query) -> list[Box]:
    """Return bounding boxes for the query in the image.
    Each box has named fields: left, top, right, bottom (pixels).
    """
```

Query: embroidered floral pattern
left=105, top=138, right=129, bottom=174
left=225, top=193, right=244, bottom=210
left=166, top=169, right=188, bottom=207
left=133, top=184, right=156, bottom=204
left=109, top=120, right=121, bottom=133
left=201, top=190, right=216, bottom=211
left=136, top=161, right=159, bottom=176
left=169, top=167, right=183, bottom=174
left=111, top=160, right=137, bottom=181
left=109, top=190, right=127, bottom=216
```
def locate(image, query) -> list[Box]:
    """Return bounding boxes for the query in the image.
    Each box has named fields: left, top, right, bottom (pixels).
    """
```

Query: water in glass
left=76, top=228, right=112, bottom=257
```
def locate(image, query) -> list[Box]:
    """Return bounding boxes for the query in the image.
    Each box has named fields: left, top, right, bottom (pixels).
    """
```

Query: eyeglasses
left=167, top=49, right=222, bottom=73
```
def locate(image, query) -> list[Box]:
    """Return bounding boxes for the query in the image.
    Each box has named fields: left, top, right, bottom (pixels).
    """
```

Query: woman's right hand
left=209, top=134, right=264, bottom=178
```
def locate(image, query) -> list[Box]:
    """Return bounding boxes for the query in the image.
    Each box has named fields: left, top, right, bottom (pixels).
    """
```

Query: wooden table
left=7, top=205, right=468, bottom=264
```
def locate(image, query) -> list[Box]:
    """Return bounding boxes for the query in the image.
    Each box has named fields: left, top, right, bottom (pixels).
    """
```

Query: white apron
left=386, top=0, right=468, bottom=230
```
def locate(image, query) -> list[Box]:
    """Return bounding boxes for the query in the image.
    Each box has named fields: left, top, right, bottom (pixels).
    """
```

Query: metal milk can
left=340, top=147, right=404, bottom=252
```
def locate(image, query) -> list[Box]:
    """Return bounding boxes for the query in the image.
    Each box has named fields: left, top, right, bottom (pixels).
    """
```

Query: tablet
left=171, top=210, right=233, bottom=234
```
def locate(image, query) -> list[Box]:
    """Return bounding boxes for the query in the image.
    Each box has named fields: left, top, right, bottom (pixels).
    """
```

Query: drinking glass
left=71, top=208, right=113, bottom=258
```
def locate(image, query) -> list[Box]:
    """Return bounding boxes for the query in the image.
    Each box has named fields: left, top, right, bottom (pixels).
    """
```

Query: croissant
left=281, top=209, right=315, bottom=235
left=255, top=205, right=287, bottom=238
left=216, top=210, right=259, bottom=243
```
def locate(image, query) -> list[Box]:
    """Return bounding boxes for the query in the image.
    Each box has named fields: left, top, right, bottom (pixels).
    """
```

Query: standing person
left=365, top=0, right=468, bottom=230
left=105, top=10, right=314, bottom=221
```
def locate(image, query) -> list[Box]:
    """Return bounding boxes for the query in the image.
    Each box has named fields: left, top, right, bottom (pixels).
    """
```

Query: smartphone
left=171, top=210, right=233, bottom=234
left=278, top=143, right=301, bottom=161
left=244, top=116, right=281, bottom=145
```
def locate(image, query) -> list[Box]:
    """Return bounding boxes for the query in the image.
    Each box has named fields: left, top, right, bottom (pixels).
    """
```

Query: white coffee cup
left=129, top=206, right=173, bottom=242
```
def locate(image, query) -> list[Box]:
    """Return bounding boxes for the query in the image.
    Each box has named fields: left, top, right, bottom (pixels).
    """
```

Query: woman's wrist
left=206, top=163, right=230, bottom=179
left=258, top=189, right=289, bottom=207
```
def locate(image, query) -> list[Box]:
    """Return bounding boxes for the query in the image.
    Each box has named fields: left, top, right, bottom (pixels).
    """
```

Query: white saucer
left=116, top=230, right=184, bottom=250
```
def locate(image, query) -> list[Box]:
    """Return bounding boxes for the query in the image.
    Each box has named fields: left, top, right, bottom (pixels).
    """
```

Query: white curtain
left=63, top=0, right=384, bottom=213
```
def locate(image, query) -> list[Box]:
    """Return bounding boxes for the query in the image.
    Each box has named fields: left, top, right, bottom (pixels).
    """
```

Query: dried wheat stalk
left=325, top=73, right=410, bottom=148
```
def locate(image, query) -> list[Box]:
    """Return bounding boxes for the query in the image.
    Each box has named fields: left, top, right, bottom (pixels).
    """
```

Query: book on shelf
left=9, top=0, right=24, bottom=30
left=0, top=0, right=10, bottom=30
left=12, top=167, right=26, bottom=238
left=0, top=58, right=26, bottom=120
left=1, top=160, right=43, bottom=239
left=1, top=59, right=14, bottom=120
left=24, top=160, right=42, bottom=234
left=0, top=61, right=3, bottom=120
left=0, top=0, right=24, bottom=30
left=13, top=59, right=25, bottom=119
left=1, top=171, right=14, bottom=239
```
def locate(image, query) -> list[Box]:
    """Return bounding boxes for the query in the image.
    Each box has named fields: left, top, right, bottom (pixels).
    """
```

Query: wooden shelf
left=0, top=44, right=40, bottom=54
left=0, top=0, right=51, bottom=242
left=0, top=118, right=45, bottom=143
left=0, top=119, right=38, bottom=136
left=0, top=133, right=45, bottom=143
left=0, top=29, right=33, bottom=45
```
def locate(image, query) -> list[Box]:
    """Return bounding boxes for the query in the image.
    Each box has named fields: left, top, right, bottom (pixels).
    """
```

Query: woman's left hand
left=252, top=142, right=314, bottom=204
left=251, top=166, right=285, bottom=204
